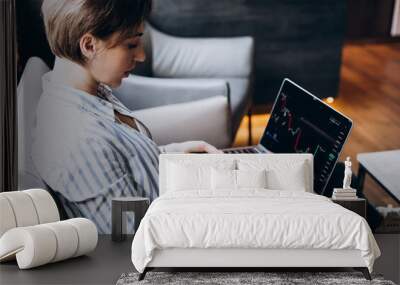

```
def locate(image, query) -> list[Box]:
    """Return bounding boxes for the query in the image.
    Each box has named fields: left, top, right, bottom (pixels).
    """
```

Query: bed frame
left=138, top=154, right=372, bottom=281
left=139, top=248, right=371, bottom=280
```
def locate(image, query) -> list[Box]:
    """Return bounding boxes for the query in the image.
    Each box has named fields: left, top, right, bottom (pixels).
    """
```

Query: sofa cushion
left=150, top=26, right=253, bottom=78
left=132, top=95, right=230, bottom=148
left=17, top=57, right=50, bottom=190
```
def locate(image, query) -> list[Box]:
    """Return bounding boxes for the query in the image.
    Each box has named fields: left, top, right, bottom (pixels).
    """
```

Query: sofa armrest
left=131, top=96, right=232, bottom=148
left=114, top=75, right=230, bottom=111
left=148, top=24, right=254, bottom=78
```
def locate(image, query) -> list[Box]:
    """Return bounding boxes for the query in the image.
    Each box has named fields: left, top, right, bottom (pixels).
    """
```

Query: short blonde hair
left=41, top=0, right=151, bottom=64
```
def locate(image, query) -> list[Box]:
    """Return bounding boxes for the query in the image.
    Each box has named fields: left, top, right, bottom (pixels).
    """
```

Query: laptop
left=224, top=78, right=353, bottom=195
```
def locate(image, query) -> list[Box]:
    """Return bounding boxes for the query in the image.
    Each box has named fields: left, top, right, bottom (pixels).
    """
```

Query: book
left=332, top=187, right=358, bottom=200
left=333, top=188, right=357, bottom=193
left=332, top=192, right=357, bottom=197
left=332, top=195, right=360, bottom=200
left=332, top=194, right=358, bottom=200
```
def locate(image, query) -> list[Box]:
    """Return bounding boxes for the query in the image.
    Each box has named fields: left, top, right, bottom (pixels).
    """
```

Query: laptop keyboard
left=224, top=148, right=259, bottom=154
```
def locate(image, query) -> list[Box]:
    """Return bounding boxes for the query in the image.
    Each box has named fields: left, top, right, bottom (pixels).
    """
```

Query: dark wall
left=346, top=0, right=395, bottom=40
left=1, top=0, right=18, bottom=192
left=148, top=0, right=347, bottom=104
left=16, top=0, right=53, bottom=79
left=17, top=0, right=346, bottom=104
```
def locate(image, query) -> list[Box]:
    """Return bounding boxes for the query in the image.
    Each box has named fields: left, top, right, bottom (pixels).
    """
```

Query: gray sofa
left=115, top=24, right=254, bottom=143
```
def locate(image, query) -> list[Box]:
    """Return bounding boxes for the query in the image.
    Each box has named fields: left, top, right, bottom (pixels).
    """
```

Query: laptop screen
left=260, top=79, right=353, bottom=195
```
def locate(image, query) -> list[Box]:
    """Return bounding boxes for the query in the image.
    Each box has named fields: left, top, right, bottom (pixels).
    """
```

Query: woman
left=32, top=0, right=221, bottom=233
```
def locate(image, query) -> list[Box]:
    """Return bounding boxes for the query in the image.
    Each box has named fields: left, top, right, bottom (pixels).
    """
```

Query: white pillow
left=237, top=159, right=309, bottom=192
left=266, top=163, right=307, bottom=191
left=167, top=162, right=211, bottom=191
left=166, top=158, right=236, bottom=192
left=236, top=169, right=267, bottom=189
left=211, top=168, right=236, bottom=190
left=211, top=169, right=268, bottom=190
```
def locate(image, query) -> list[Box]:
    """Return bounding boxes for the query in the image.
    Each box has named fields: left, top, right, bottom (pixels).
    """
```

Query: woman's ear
left=80, top=33, right=97, bottom=61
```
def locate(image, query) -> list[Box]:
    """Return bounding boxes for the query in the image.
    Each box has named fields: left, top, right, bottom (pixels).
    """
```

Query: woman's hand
left=160, top=141, right=223, bottom=154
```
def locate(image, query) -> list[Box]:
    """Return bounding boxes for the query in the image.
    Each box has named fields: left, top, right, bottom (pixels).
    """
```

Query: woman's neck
left=52, top=57, right=98, bottom=95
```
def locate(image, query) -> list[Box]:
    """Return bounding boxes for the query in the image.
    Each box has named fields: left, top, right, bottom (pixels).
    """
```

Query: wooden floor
left=233, top=42, right=400, bottom=207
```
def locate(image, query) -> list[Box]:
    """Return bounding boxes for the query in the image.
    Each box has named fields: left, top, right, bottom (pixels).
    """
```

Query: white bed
left=131, top=154, right=380, bottom=280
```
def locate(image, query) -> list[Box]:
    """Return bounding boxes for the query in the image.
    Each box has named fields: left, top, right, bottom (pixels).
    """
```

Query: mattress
left=131, top=190, right=380, bottom=273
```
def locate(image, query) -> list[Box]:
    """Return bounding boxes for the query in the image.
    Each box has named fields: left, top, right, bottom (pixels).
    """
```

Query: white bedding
left=131, top=190, right=380, bottom=273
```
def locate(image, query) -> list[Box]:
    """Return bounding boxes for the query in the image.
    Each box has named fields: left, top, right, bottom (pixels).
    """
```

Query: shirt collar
left=42, top=71, right=115, bottom=121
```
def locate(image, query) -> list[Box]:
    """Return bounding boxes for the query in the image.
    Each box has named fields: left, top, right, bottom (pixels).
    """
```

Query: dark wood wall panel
left=346, top=0, right=395, bottom=40
left=149, top=0, right=346, bottom=104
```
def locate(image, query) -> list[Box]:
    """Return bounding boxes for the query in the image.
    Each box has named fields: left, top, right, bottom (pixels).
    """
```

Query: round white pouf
left=0, top=189, right=60, bottom=236
left=0, top=191, right=39, bottom=227
left=66, top=218, right=98, bottom=257
left=0, top=225, right=57, bottom=269
left=0, top=196, right=17, bottom=237
left=24, top=189, right=59, bottom=224
left=42, top=221, right=79, bottom=262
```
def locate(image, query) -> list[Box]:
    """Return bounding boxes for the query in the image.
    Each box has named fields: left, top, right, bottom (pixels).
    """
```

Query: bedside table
left=112, top=197, right=150, bottom=242
left=331, top=198, right=366, bottom=219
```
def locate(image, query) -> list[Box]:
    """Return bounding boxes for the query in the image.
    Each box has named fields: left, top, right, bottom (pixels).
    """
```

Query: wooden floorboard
left=233, top=42, right=400, bottom=207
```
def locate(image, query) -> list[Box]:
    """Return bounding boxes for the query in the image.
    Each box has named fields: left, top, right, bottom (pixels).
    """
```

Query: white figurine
left=343, top=156, right=352, bottom=189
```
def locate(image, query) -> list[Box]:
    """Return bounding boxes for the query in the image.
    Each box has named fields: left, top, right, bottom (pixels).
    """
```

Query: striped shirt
left=32, top=72, right=160, bottom=234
